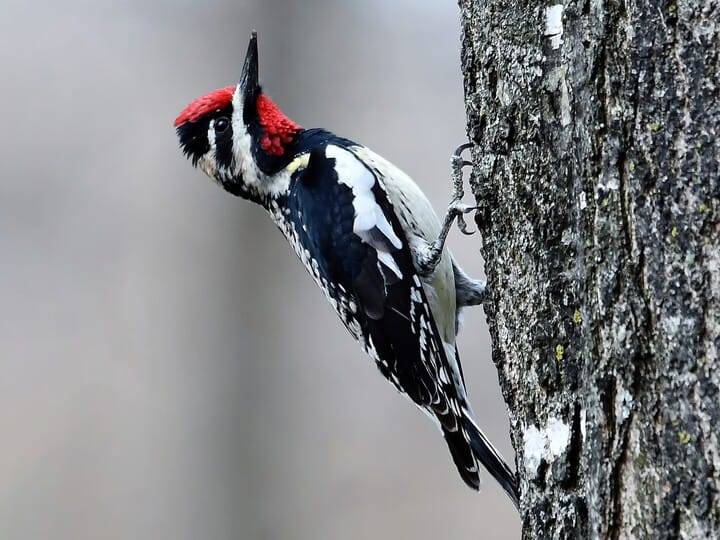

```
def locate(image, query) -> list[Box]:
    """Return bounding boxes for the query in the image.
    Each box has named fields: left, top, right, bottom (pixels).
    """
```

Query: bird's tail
left=442, top=423, right=481, bottom=490
left=438, top=343, right=520, bottom=508
left=441, top=415, right=519, bottom=509
left=461, top=415, right=520, bottom=509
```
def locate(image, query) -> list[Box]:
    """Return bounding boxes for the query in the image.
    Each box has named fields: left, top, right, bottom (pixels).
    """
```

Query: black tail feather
left=443, top=426, right=480, bottom=490
left=464, top=416, right=520, bottom=509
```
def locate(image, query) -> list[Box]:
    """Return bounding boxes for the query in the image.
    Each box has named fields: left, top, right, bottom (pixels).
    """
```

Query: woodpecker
left=174, top=32, right=519, bottom=509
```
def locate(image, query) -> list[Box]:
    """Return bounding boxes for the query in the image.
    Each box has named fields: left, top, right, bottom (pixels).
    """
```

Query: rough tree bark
left=459, top=0, right=719, bottom=538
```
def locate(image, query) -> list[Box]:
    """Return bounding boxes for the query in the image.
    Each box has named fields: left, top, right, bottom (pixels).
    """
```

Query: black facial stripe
left=214, top=117, right=234, bottom=170
left=176, top=104, right=234, bottom=169
left=176, top=119, right=210, bottom=166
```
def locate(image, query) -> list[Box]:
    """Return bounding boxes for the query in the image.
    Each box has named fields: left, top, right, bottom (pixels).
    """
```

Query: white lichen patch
left=545, top=4, right=564, bottom=49
left=561, top=228, right=575, bottom=245
left=579, top=191, right=587, bottom=210
left=602, top=174, right=620, bottom=191
left=547, top=416, right=571, bottom=456
left=559, top=76, right=571, bottom=126
left=615, top=385, right=634, bottom=422
left=523, top=425, right=546, bottom=479
left=523, top=416, right=571, bottom=477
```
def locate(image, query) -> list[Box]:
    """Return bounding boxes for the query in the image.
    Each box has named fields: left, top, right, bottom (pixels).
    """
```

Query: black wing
left=287, top=143, right=464, bottom=427
left=283, top=141, right=521, bottom=502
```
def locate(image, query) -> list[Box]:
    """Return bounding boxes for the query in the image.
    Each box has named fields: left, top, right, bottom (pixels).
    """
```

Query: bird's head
left=174, top=32, right=302, bottom=201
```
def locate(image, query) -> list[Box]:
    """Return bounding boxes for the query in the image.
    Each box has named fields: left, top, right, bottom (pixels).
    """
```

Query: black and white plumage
left=174, top=32, right=519, bottom=509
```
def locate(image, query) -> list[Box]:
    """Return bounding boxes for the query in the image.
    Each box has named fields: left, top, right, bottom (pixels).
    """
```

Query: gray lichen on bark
left=458, top=0, right=720, bottom=538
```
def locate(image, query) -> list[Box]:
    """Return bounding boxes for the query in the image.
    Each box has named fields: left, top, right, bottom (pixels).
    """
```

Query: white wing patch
left=376, top=251, right=402, bottom=278
left=325, top=145, right=403, bottom=279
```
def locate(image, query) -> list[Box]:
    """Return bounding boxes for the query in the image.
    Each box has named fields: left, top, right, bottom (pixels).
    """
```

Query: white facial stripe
left=229, top=86, right=291, bottom=197
left=207, top=119, right=217, bottom=151
left=231, top=87, right=252, bottom=180
left=199, top=120, right=219, bottom=181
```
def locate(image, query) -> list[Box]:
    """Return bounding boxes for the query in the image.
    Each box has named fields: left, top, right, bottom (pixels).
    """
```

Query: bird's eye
left=215, top=117, right=229, bottom=133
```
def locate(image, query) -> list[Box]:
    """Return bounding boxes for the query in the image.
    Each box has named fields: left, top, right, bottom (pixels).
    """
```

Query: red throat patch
left=256, top=94, right=301, bottom=156
left=174, top=86, right=235, bottom=127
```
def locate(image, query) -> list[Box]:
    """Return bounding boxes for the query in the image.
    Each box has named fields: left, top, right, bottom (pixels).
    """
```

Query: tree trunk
left=459, top=0, right=720, bottom=537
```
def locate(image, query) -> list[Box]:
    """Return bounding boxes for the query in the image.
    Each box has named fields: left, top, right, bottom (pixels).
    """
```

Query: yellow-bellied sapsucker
left=174, top=32, right=519, bottom=509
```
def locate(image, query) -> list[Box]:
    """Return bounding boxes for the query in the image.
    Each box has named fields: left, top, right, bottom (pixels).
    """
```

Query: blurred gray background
left=0, top=1, right=519, bottom=538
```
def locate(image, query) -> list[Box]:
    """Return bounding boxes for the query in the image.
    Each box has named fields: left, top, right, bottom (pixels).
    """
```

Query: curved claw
left=449, top=203, right=479, bottom=236
left=453, top=142, right=473, bottom=159
left=456, top=211, right=477, bottom=235
left=458, top=217, right=476, bottom=235
left=451, top=147, right=474, bottom=176
left=448, top=143, right=478, bottom=237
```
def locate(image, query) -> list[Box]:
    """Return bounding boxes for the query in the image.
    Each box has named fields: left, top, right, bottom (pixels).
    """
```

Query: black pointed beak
left=238, top=30, right=259, bottom=103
